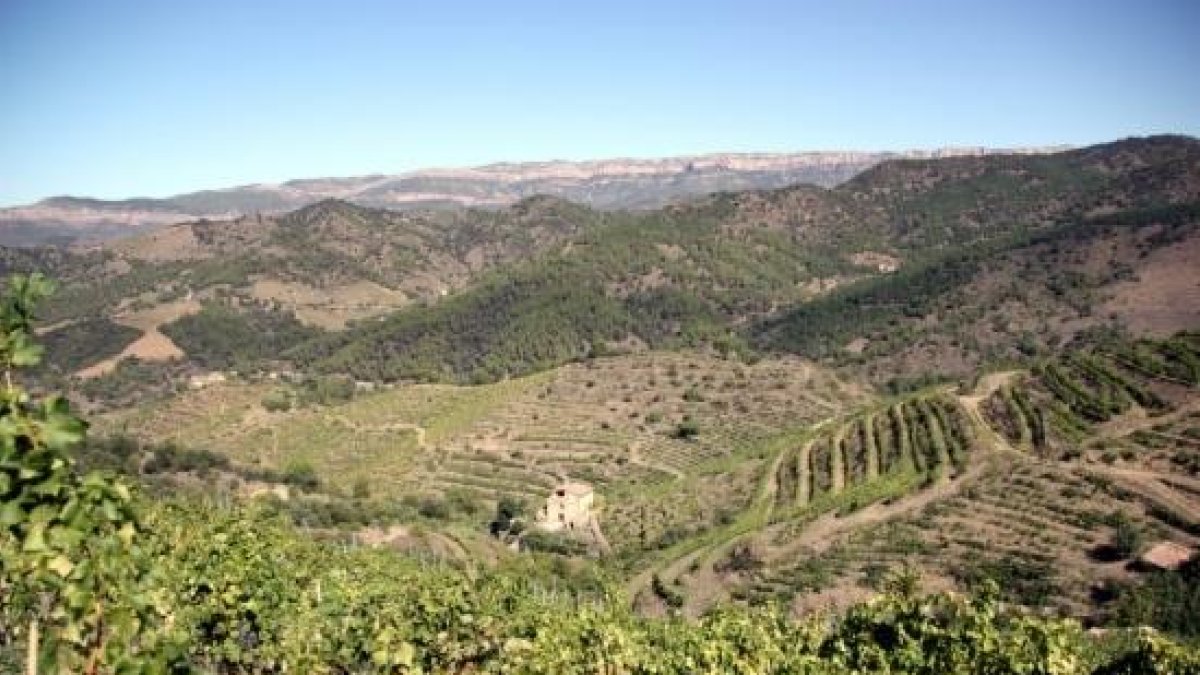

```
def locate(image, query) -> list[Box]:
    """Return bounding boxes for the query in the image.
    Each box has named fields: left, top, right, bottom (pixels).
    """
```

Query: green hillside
left=285, top=138, right=1200, bottom=386
left=757, top=202, right=1200, bottom=371
left=2, top=136, right=1195, bottom=397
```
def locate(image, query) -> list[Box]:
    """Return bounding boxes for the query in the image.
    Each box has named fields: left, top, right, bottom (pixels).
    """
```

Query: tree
left=1113, top=514, right=1145, bottom=559
left=490, top=496, right=527, bottom=537
left=0, top=274, right=158, bottom=672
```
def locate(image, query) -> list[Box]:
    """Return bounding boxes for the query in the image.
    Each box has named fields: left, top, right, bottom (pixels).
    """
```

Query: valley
left=5, top=135, right=1200, bottom=671
left=86, top=326, right=1200, bottom=630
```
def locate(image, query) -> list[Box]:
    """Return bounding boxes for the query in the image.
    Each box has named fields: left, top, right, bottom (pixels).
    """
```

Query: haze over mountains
left=0, top=145, right=1069, bottom=246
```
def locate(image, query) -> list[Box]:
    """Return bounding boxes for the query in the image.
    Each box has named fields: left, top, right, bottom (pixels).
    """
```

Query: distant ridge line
left=0, top=142, right=1078, bottom=246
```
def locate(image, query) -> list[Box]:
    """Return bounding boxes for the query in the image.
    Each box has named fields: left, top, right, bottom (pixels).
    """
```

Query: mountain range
left=3, top=133, right=1193, bottom=394
left=0, top=145, right=1070, bottom=246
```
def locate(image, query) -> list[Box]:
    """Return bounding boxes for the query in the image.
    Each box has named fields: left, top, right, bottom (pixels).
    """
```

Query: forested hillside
left=3, top=135, right=1197, bottom=397
left=758, top=202, right=1200, bottom=380
left=292, top=136, right=1200, bottom=385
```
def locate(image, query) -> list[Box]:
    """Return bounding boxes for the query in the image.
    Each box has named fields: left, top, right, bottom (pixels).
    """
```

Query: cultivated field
left=99, top=333, right=1200, bottom=619
left=99, top=350, right=868, bottom=551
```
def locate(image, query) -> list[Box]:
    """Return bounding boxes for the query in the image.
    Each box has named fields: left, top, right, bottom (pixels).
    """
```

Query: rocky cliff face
left=0, top=146, right=1071, bottom=246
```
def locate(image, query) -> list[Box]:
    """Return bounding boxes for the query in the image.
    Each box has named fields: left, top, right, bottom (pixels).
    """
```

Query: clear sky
left=1, top=0, right=1197, bottom=205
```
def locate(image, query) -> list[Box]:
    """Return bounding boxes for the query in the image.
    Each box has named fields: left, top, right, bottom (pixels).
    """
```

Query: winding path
left=954, top=371, right=1024, bottom=455
left=765, top=460, right=989, bottom=561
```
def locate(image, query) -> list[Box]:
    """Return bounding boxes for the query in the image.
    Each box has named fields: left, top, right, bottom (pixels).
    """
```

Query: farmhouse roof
left=554, top=482, right=593, bottom=498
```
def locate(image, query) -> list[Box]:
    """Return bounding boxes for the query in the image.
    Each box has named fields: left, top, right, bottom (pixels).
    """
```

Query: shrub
left=673, top=417, right=700, bottom=439
left=716, top=542, right=764, bottom=574
left=417, top=496, right=450, bottom=520
left=351, top=478, right=371, bottom=499
left=299, top=374, right=356, bottom=406
left=281, top=460, right=320, bottom=491
left=651, top=573, right=685, bottom=609
left=521, top=530, right=588, bottom=556
left=261, top=388, right=294, bottom=412
left=1113, top=516, right=1145, bottom=559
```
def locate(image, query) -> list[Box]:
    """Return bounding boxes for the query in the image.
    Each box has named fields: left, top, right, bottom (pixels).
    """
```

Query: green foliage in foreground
left=6, top=499, right=1200, bottom=673
left=1112, top=556, right=1200, bottom=640
left=0, top=274, right=155, bottom=672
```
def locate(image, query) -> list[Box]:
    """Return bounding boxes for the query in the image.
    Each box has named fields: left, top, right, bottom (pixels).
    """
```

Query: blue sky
left=1, top=0, right=1197, bottom=205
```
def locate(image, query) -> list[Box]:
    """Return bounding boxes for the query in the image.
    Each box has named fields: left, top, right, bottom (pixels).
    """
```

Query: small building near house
left=1138, top=541, right=1194, bottom=571
left=188, top=372, right=228, bottom=389
left=536, top=482, right=594, bottom=532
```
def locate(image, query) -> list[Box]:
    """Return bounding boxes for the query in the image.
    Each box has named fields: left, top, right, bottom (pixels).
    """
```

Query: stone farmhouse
left=535, top=482, right=594, bottom=532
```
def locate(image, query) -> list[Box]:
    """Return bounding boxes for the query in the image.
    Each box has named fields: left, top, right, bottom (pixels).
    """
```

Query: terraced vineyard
left=973, top=333, right=1200, bottom=530
left=418, top=351, right=867, bottom=553
left=736, top=455, right=1198, bottom=618
left=711, top=334, right=1200, bottom=617
left=97, top=375, right=548, bottom=497
left=983, top=333, right=1199, bottom=455
left=771, top=393, right=975, bottom=519
left=1106, top=409, right=1200, bottom=475
left=96, top=329, right=1200, bottom=624
left=97, top=350, right=867, bottom=553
